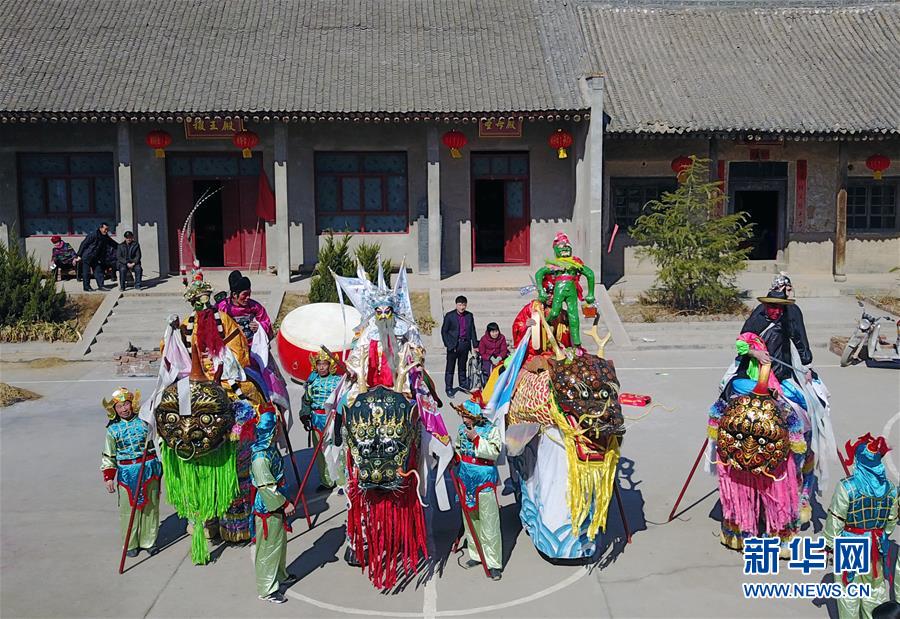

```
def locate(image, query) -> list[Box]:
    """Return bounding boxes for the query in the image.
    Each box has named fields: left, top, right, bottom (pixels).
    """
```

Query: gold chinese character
left=193, top=118, right=205, bottom=131
left=222, top=119, right=234, bottom=132
left=208, top=119, right=219, bottom=131
left=483, top=119, right=493, bottom=130
left=495, top=118, right=506, bottom=130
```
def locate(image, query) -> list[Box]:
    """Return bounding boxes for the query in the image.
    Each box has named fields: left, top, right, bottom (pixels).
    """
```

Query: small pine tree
left=308, top=233, right=354, bottom=304
left=0, top=243, right=68, bottom=326
left=629, top=156, right=753, bottom=313
left=354, top=241, right=393, bottom=288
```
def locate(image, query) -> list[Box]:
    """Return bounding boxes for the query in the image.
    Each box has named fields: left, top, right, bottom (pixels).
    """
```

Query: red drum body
left=276, top=302, right=361, bottom=381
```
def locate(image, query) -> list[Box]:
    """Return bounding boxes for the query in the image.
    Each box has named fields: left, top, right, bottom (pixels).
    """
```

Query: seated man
left=116, top=231, right=143, bottom=291
left=49, top=235, right=80, bottom=280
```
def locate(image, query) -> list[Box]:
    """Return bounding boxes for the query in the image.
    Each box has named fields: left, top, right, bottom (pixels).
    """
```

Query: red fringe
left=196, top=308, right=224, bottom=358
left=346, top=471, right=428, bottom=590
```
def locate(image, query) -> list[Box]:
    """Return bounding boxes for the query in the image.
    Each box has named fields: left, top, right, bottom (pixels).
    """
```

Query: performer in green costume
left=251, top=404, right=298, bottom=603
left=534, top=232, right=595, bottom=347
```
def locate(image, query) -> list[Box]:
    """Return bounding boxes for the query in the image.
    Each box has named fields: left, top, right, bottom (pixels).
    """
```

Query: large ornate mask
left=345, top=386, right=416, bottom=490
left=717, top=393, right=789, bottom=475
left=549, top=354, right=624, bottom=445
left=155, top=380, right=234, bottom=460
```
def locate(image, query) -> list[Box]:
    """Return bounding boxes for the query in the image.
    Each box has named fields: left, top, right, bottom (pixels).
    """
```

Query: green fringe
left=160, top=442, right=239, bottom=565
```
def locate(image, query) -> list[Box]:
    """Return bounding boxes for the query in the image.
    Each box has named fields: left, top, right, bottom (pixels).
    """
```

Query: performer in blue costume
left=250, top=404, right=298, bottom=604
left=824, top=433, right=897, bottom=619
left=300, top=350, right=343, bottom=490
left=101, top=387, right=162, bottom=557
left=453, top=392, right=503, bottom=581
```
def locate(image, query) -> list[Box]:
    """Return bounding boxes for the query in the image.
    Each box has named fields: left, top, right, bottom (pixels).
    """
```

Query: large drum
left=277, top=302, right=361, bottom=381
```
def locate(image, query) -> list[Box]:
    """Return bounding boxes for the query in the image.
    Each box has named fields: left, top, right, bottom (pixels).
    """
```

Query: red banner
left=795, top=160, right=808, bottom=232
left=478, top=118, right=523, bottom=138
left=184, top=117, right=245, bottom=139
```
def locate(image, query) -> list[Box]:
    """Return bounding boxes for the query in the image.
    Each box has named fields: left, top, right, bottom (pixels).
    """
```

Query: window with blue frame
left=314, top=152, right=408, bottom=233
left=18, top=153, right=116, bottom=235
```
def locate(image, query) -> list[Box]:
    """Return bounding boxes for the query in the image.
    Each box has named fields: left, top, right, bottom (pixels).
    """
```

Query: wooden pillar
left=426, top=127, right=441, bottom=280
left=116, top=124, right=134, bottom=237
left=834, top=141, right=848, bottom=282
left=586, top=75, right=605, bottom=281
left=274, top=124, right=290, bottom=283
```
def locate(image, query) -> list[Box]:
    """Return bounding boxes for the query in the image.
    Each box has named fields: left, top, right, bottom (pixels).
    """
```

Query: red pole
left=449, top=468, right=492, bottom=579
left=612, top=481, right=632, bottom=543
left=118, top=438, right=152, bottom=574
left=667, top=437, right=709, bottom=522
left=292, top=410, right=336, bottom=529
left=277, top=411, right=314, bottom=530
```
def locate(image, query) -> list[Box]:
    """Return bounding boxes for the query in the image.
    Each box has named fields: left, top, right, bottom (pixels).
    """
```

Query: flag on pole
left=484, top=326, right=532, bottom=440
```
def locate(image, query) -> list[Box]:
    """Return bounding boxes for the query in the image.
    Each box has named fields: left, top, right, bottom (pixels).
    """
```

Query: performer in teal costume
left=300, top=350, right=343, bottom=489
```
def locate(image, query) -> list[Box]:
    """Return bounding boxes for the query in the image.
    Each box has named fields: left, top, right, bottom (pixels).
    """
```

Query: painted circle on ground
left=285, top=566, right=588, bottom=617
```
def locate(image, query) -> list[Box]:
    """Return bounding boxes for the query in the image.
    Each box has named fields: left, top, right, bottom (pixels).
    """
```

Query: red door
left=166, top=176, right=193, bottom=272
left=503, top=180, right=529, bottom=264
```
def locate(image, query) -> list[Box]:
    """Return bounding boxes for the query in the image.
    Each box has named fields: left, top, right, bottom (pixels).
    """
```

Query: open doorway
left=473, top=180, right=505, bottom=263
left=734, top=190, right=779, bottom=260
left=193, top=180, right=224, bottom=267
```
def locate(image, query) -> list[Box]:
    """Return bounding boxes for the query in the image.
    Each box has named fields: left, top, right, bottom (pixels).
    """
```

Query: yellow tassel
left=557, top=147, right=568, bottom=159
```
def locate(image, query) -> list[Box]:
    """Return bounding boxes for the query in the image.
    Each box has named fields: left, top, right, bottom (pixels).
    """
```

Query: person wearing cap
left=115, top=231, right=142, bottom=291
left=217, top=270, right=272, bottom=344
left=477, top=322, right=509, bottom=383
left=745, top=272, right=812, bottom=368
left=49, top=235, right=79, bottom=279
left=452, top=392, right=503, bottom=580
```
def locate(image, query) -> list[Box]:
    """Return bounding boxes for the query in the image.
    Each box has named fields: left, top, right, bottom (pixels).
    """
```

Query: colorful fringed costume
left=101, top=388, right=161, bottom=554
left=454, top=396, right=503, bottom=574
left=708, top=366, right=806, bottom=554
left=825, top=434, right=897, bottom=619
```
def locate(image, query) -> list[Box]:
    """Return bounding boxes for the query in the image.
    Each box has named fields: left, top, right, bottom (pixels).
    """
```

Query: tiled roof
left=578, top=3, right=900, bottom=134
left=0, top=0, right=587, bottom=115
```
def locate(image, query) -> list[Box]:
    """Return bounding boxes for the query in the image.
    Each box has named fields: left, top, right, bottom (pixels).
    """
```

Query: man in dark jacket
left=116, top=231, right=142, bottom=291
left=744, top=273, right=813, bottom=370
left=441, top=295, right=477, bottom=396
left=77, top=222, right=114, bottom=291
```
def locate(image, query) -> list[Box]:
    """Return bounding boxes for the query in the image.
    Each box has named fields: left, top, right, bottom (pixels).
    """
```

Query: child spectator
left=477, top=322, right=509, bottom=382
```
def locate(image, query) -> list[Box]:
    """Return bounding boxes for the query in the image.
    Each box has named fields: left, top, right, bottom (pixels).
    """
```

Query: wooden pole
left=667, top=438, right=710, bottom=522
left=834, top=188, right=847, bottom=282
left=118, top=437, right=153, bottom=574
left=449, top=468, right=492, bottom=579
left=278, top=412, right=313, bottom=530
left=291, top=410, right=336, bottom=529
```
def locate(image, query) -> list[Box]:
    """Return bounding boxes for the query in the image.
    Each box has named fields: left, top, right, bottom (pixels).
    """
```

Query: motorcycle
left=840, top=301, right=900, bottom=368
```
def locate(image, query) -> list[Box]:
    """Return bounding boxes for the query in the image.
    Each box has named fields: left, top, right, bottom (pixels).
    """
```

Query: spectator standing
left=441, top=295, right=477, bottom=396
left=77, top=222, right=114, bottom=291
left=49, top=235, right=80, bottom=279
left=116, top=231, right=143, bottom=291
left=477, top=322, right=509, bottom=383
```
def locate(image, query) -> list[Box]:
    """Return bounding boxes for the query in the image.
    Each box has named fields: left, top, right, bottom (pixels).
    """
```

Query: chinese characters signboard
left=184, top=117, right=245, bottom=139
left=478, top=118, right=523, bottom=138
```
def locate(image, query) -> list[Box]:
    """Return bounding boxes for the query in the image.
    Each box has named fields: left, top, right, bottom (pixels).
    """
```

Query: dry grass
left=860, top=295, right=900, bottom=316
left=273, top=290, right=436, bottom=334
left=0, top=382, right=41, bottom=408
left=67, top=293, right=104, bottom=332
left=612, top=298, right=752, bottom=323
left=0, top=293, right=104, bottom=343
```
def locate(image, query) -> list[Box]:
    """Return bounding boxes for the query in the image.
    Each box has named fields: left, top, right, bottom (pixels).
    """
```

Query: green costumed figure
left=453, top=392, right=503, bottom=580
left=101, top=387, right=161, bottom=556
left=250, top=404, right=298, bottom=604
left=534, top=232, right=595, bottom=347
left=824, top=433, right=897, bottom=619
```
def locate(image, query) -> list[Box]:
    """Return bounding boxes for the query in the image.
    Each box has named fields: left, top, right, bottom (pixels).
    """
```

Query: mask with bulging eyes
left=717, top=393, right=789, bottom=475
left=154, top=380, right=234, bottom=460
left=549, top=354, right=625, bottom=445
left=374, top=305, right=394, bottom=321
left=344, top=386, right=416, bottom=490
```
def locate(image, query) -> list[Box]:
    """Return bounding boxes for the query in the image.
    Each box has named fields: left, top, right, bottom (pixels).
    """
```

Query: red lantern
left=548, top=129, right=574, bottom=159
left=232, top=130, right=259, bottom=159
left=145, top=130, right=172, bottom=158
left=442, top=130, right=467, bottom=159
left=866, top=154, right=890, bottom=180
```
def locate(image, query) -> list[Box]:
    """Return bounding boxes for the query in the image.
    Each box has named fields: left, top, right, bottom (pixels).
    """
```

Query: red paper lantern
left=866, top=154, right=891, bottom=180
left=145, top=130, right=172, bottom=158
left=232, top=130, right=259, bottom=159
left=548, top=129, right=574, bottom=159
left=442, top=130, right=467, bottom=159
left=671, top=155, right=692, bottom=176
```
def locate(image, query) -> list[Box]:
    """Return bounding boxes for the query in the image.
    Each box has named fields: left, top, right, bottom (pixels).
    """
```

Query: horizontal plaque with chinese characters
left=184, top=118, right=245, bottom=139
left=478, top=118, right=523, bottom=138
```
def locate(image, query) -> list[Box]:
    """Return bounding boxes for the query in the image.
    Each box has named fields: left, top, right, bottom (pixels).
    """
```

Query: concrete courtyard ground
left=2, top=330, right=898, bottom=618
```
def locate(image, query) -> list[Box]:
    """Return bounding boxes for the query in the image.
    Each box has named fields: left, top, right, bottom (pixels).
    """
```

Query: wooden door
left=166, top=176, right=194, bottom=272
left=221, top=180, right=243, bottom=267
left=238, top=177, right=266, bottom=270
left=503, top=180, right=529, bottom=263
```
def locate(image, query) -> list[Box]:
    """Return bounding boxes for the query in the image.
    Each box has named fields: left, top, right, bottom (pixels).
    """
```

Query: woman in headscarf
left=217, top=270, right=273, bottom=343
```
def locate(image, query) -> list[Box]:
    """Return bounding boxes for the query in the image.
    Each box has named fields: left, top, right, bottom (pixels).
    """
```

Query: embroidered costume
left=825, top=434, right=897, bottom=619
left=533, top=232, right=595, bottom=348
left=101, top=388, right=161, bottom=555
left=453, top=395, right=503, bottom=578
left=302, top=350, right=344, bottom=488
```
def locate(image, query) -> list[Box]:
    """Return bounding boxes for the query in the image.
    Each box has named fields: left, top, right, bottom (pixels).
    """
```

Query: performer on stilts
left=300, top=350, right=343, bottom=490
left=101, top=387, right=161, bottom=558
left=533, top=232, right=595, bottom=348
left=453, top=392, right=503, bottom=580
left=825, top=434, right=897, bottom=619
left=251, top=404, right=298, bottom=604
